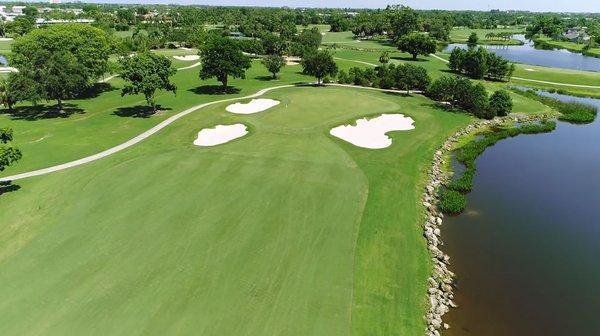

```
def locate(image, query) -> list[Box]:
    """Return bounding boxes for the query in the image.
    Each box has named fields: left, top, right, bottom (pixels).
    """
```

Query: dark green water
left=444, top=92, right=600, bottom=335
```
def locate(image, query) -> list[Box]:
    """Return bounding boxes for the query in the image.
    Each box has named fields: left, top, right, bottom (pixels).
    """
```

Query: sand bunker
left=524, top=68, right=536, bottom=72
left=174, top=55, right=200, bottom=61
left=330, top=114, right=415, bottom=149
left=193, top=124, right=248, bottom=147
left=284, top=56, right=301, bottom=65
left=226, top=99, right=280, bottom=114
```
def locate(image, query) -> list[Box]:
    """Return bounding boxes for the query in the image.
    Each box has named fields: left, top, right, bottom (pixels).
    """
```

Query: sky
left=20, top=0, right=600, bottom=13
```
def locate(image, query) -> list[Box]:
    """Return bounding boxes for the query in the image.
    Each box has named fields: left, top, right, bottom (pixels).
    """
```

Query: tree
left=261, top=33, right=285, bottom=55
left=294, top=27, right=322, bottom=53
left=38, top=51, right=88, bottom=112
left=23, top=6, right=38, bottom=19
left=4, top=73, right=42, bottom=109
left=119, top=52, right=177, bottom=113
left=199, top=35, right=251, bottom=88
left=379, top=51, right=390, bottom=64
left=448, top=48, right=466, bottom=72
left=397, top=33, right=437, bottom=60
left=427, top=76, right=457, bottom=106
left=301, top=50, right=338, bottom=85
left=0, top=127, right=22, bottom=173
left=11, top=24, right=113, bottom=82
left=469, top=83, right=491, bottom=118
left=427, top=17, right=453, bottom=41
left=489, top=90, right=513, bottom=116
left=388, top=5, right=420, bottom=41
left=487, top=53, right=515, bottom=81
left=463, top=47, right=488, bottom=79
left=261, top=55, right=286, bottom=79
left=394, top=64, right=430, bottom=94
left=467, top=32, right=479, bottom=48
left=5, top=16, right=34, bottom=37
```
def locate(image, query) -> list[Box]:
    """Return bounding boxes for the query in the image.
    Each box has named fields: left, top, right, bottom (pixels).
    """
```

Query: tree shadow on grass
left=391, top=56, right=428, bottom=62
left=421, top=102, right=466, bottom=114
left=0, top=181, right=21, bottom=196
left=76, top=83, right=117, bottom=100
left=1, top=104, right=84, bottom=121
left=382, top=91, right=411, bottom=97
left=188, top=85, right=241, bottom=95
left=254, top=75, right=277, bottom=81
left=113, top=105, right=172, bottom=118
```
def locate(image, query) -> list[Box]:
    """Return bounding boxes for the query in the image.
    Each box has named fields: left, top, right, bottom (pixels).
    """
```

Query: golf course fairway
left=0, top=87, right=471, bottom=335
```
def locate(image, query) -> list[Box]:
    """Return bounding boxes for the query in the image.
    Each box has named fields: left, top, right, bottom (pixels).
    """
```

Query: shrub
left=439, top=189, right=467, bottom=214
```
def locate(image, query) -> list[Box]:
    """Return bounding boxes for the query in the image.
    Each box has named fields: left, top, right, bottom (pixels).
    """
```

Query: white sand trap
left=193, top=124, right=248, bottom=147
left=284, top=56, right=301, bottom=65
left=174, top=55, right=200, bottom=61
left=226, top=99, right=280, bottom=114
left=330, top=114, right=415, bottom=149
left=524, top=68, right=536, bottom=72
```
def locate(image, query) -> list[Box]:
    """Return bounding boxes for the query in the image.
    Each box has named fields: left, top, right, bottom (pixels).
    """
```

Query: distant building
left=35, top=18, right=95, bottom=27
left=49, top=0, right=61, bottom=3
left=229, top=32, right=244, bottom=38
left=563, top=27, right=590, bottom=43
left=11, top=6, right=25, bottom=15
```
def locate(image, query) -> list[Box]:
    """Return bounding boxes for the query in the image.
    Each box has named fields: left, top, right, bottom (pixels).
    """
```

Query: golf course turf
left=0, top=86, right=471, bottom=335
left=1, top=35, right=599, bottom=335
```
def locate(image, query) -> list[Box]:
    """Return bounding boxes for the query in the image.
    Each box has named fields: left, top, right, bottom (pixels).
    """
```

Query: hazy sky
left=21, top=0, right=600, bottom=13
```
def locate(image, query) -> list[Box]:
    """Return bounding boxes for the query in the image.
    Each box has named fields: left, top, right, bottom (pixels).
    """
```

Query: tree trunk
left=221, top=74, right=228, bottom=88
left=272, top=72, right=277, bottom=79
left=57, top=99, right=63, bottom=113
left=317, top=77, right=322, bottom=85
left=412, top=53, right=417, bottom=60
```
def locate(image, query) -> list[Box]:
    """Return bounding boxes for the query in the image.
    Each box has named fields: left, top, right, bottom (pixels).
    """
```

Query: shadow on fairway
left=77, top=82, right=117, bottom=99
left=189, top=85, right=241, bottom=95
left=1, top=104, right=84, bottom=121
left=0, top=181, right=21, bottom=196
left=392, top=56, right=428, bottom=62
left=254, top=75, right=277, bottom=81
left=113, top=105, right=172, bottom=118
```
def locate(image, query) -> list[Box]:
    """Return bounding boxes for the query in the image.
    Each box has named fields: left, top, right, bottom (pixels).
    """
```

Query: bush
left=337, top=70, right=350, bottom=84
left=439, top=189, right=467, bottom=214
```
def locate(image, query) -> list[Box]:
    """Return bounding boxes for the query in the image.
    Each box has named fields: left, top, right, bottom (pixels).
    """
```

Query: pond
left=443, top=92, right=600, bottom=335
left=0, top=55, right=7, bottom=66
left=444, top=35, right=600, bottom=72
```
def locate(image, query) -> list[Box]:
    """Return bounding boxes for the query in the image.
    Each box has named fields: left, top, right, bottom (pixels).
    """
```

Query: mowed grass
left=450, top=27, right=525, bottom=45
left=0, top=86, right=471, bottom=335
left=0, top=59, right=312, bottom=178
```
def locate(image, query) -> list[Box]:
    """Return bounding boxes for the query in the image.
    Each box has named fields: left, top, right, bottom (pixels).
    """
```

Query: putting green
left=0, top=87, right=471, bottom=335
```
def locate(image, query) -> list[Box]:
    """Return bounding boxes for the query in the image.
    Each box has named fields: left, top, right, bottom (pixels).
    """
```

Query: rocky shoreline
left=422, top=114, right=551, bottom=336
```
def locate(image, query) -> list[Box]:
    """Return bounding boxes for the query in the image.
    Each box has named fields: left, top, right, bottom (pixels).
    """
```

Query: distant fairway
left=0, top=87, right=470, bottom=335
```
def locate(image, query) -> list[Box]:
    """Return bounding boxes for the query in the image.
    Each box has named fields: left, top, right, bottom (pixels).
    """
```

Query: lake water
left=444, top=35, right=600, bottom=72
left=443, top=92, right=600, bottom=335
left=0, top=55, right=7, bottom=66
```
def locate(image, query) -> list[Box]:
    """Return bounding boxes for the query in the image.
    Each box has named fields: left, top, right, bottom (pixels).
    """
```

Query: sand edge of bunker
left=193, top=123, right=249, bottom=147
left=330, top=113, right=416, bottom=149
left=226, top=98, right=281, bottom=114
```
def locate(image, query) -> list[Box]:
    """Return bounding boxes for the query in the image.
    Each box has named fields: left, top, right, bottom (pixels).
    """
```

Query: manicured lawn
left=0, top=86, right=471, bottom=335
left=0, top=59, right=311, bottom=178
left=450, top=27, right=525, bottom=45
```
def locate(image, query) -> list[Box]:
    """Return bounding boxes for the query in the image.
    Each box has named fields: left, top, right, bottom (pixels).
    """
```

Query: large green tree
left=199, top=35, right=251, bottom=87
left=387, top=5, right=420, bottom=41
left=301, top=50, right=338, bottom=85
left=393, top=64, right=431, bottom=94
left=38, top=51, right=88, bottom=111
left=119, top=52, right=177, bottom=113
left=397, top=33, right=437, bottom=60
left=11, top=24, right=113, bottom=82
